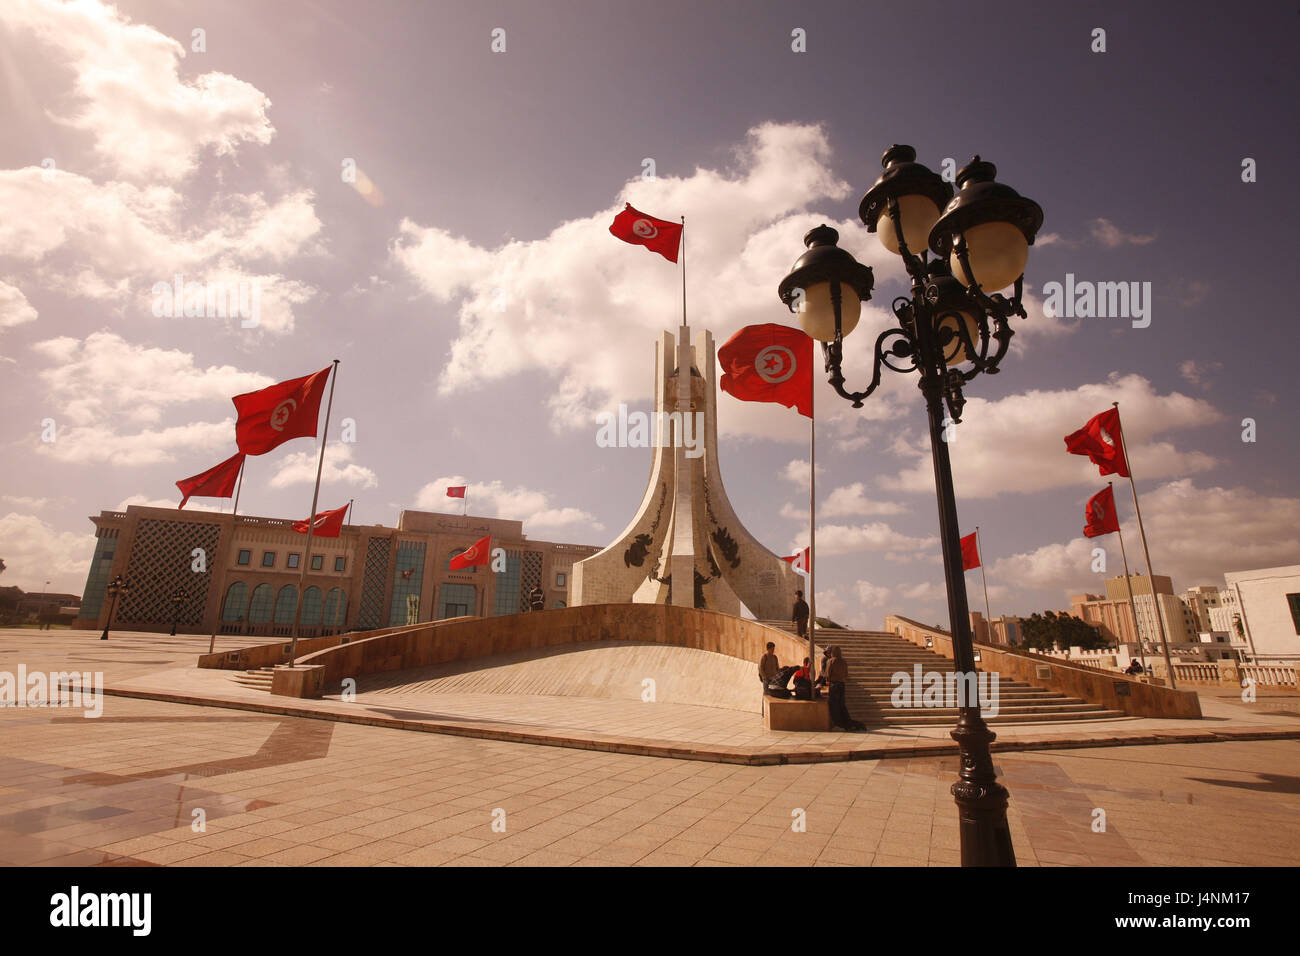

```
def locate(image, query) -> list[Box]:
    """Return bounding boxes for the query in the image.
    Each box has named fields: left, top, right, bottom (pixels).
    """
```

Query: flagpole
left=231, top=456, right=245, bottom=517
left=288, top=359, right=340, bottom=666
left=1111, top=481, right=1147, bottom=671
left=209, top=458, right=246, bottom=653
left=1113, top=401, right=1175, bottom=689
left=976, top=525, right=992, bottom=626
left=808, top=374, right=817, bottom=680
left=680, top=215, right=687, bottom=329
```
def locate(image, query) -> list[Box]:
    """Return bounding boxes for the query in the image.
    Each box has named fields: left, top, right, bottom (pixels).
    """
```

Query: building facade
left=74, top=505, right=599, bottom=638
left=1223, top=565, right=1300, bottom=663
left=1183, top=584, right=1225, bottom=633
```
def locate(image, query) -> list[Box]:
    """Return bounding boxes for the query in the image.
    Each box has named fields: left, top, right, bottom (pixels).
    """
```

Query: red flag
left=718, top=323, right=813, bottom=418
left=609, top=204, right=682, bottom=262
left=446, top=486, right=467, bottom=499
left=782, top=547, right=811, bottom=574
left=1083, top=485, right=1121, bottom=538
left=233, top=366, right=331, bottom=456
left=450, top=535, right=492, bottom=571
left=176, top=451, right=244, bottom=509
left=960, top=532, right=980, bottom=571
left=292, top=503, right=348, bottom=538
left=1064, top=408, right=1130, bottom=478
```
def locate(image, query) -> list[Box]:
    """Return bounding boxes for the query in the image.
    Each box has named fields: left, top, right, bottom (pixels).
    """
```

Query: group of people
left=758, top=593, right=865, bottom=732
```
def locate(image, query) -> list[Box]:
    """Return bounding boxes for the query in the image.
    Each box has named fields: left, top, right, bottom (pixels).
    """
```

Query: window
left=261, top=551, right=275, bottom=568
left=287, top=553, right=301, bottom=569
left=311, top=555, right=324, bottom=570
left=237, top=549, right=251, bottom=566
left=301, top=587, right=323, bottom=627
left=438, top=584, right=476, bottom=620
left=1288, top=593, right=1300, bottom=635
left=221, top=582, right=249, bottom=623
left=273, top=585, right=298, bottom=624
left=556, top=572, right=566, bottom=587
left=248, top=584, right=274, bottom=623
left=334, top=556, right=346, bottom=572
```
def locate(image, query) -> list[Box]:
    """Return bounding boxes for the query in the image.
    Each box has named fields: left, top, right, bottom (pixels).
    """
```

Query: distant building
left=969, top=611, right=1021, bottom=645
left=1222, top=565, right=1300, bottom=663
left=1183, top=584, right=1226, bottom=633
left=1072, top=573, right=1197, bottom=648
left=74, top=505, right=599, bottom=637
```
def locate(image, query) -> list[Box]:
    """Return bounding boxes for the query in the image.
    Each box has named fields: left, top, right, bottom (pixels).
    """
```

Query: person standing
left=826, top=645, right=863, bottom=731
left=791, top=590, right=810, bottom=638
left=758, top=642, right=779, bottom=717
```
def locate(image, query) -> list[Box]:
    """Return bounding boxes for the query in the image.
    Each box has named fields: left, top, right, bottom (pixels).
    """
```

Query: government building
left=74, top=505, right=599, bottom=638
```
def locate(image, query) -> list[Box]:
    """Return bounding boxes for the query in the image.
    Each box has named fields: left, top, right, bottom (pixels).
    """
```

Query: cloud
left=781, top=458, right=824, bottom=490
left=988, top=480, right=1300, bottom=606
left=0, top=280, right=37, bottom=328
left=1, top=0, right=274, bottom=182
left=269, top=443, right=379, bottom=491
left=0, top=512, right=94, bottom=593
left=1089, top=218, right=1157, bottom=248
left=821, top=482, right=905, bottom=517
left=413, top=476, right=604, bottom=535
left=877, top=373, right=1224, bottom=497
left=854, top=580, right=890, bottom=607
left=391, top=122, right=910, bottom=437
left=1178, top=359, right=1223, bottom=389
left=0, top=169, right=321, bottom=334
left=1, top=495, right=50, bottom=509
left=802, top=522, right=937, bottom=556
left=779, top=502, right=809, bottom=522
left=33, top=331, right=271, bottom=427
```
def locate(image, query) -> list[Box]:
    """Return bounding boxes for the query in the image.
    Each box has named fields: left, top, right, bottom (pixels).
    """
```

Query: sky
left=1, top=0, right=1297, bottom=629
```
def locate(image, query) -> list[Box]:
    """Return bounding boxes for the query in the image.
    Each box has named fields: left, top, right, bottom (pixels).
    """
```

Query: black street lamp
left=169, top=587, right=186, bottom=636
left=100, top=575, right=130, bottom=641
left=778, top=145, right=1043, bottom=867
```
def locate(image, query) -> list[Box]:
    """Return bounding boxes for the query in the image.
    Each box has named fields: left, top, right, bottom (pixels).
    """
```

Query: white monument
left=570, top=326, right=803, bottom=619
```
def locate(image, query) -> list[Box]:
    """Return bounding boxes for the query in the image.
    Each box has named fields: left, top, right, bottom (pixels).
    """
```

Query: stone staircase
left=757, top=622, right=1130, bottom=726
left=231, top=666, right=274, bottom=691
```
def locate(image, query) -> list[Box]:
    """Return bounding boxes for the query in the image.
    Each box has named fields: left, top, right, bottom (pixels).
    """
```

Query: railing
left=1242, top=664, right=1299, bottom=687
left=1173, top=663, right=1220, bottom=682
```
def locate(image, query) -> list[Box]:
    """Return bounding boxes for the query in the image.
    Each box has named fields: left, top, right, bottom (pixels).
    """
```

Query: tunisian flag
left=718, top=324, right=813, bottom=418
left=176, top=451, right=244, bottom=509
left=292, top=504, right=349, bottom=538
left=450, top=535, right=492, bottom=571
left=609, top=204, right=682, bottom=262
left=446, top=486, right=467, bottom=499
left=1064, top=408, right=1130, bottom=478
left=960, top=532, right=981, bottom=571
left=1083, top=486, right=1121, bottom=538
left=782, top=547, right=811, bottom=574
left=233, top=366, right=331, bottom=456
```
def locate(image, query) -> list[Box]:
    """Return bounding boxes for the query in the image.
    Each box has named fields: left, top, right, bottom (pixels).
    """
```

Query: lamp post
left=100, top=575, right=130, bottom=641
left=777, top=144, right=1042, bottom=867
left=40, top=579, right=50, bottom=630
left=169, top=587, right=186, bottom=637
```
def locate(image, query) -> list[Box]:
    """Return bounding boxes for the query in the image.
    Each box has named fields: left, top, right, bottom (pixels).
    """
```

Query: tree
left=1019, top=610, right=1109, bottom=652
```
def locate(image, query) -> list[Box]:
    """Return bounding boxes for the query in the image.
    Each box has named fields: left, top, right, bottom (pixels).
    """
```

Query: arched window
left=301, top=587, right=323, bottom=627
left=221, top=582, right=249, bottom=622
left=273, top=585, right=298, bottom=625
left=323, top=588, right=347, bottom=627
left=248, top=583, right=274, bottom=624
left=552, top=600, right=566, bottom=609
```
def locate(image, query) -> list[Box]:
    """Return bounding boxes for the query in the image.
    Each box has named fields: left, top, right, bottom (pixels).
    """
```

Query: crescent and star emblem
left=270, top=398, right=297, bottom=431
left=632, top=218, right=658, bottom=239
left=754, top=346, right=796, bottom=384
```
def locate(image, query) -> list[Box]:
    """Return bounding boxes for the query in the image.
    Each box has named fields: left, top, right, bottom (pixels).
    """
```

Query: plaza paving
left=1, top=628, right=1298, bottom=866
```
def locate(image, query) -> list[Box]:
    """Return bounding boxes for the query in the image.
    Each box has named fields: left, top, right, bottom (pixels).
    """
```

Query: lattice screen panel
left=117, top=519, right=220, bottom=626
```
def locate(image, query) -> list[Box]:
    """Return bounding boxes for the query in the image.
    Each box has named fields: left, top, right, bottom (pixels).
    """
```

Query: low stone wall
left=294, top=604, right=807, bottom=692
left=884, top=615, right=1202, bottom=720
left=196, top=619, right=450, bottom=671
